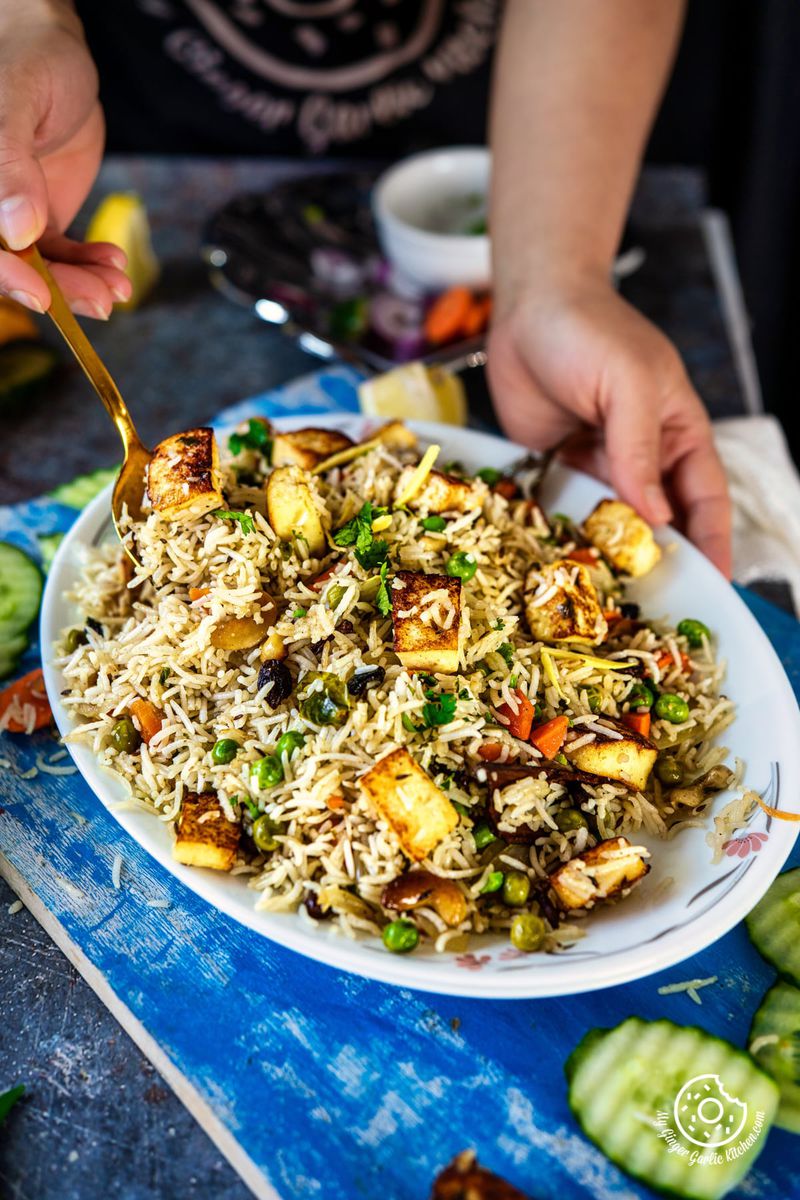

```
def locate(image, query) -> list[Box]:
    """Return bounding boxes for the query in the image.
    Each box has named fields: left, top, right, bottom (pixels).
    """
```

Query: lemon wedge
left=85, top=193, right=160, bottom=310
left=358, top=362, right=467, bottom=426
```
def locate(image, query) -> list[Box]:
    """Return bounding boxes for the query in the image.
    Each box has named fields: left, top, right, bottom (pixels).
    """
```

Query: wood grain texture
left=2, top=371, right=799, bottom=1200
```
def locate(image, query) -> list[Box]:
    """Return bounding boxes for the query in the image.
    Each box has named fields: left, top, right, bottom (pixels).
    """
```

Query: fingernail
left=109, top=251, right=128, bottom=270
left=72, top=299, right=109, bottom=321
left=0, top=194, right=39, bottom=250
left=8, top=288, right=45, bottom=313
left=645, top=485, right=672, bottom=524
left=111, top=283, right=130, bottom=302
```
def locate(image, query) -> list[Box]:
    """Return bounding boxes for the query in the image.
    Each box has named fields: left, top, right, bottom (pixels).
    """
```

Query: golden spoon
left=0, top=235, right=151, bottom=563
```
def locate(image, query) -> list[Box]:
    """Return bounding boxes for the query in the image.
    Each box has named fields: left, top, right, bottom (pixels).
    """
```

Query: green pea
left=250, top=754, right=284, bottom=789
left=420, top=515, right=447, bottom=532
left=327, top=584, right=347, bottom=610
left=476, top=467, right=502, bottom=485
left=110, top=717, right=140, bottom=754
left=64, top=627, right=87, bottom=654
left=510, top=912, right=546, bottom=952
left=627, top=681, right=656, bottom=710
left=473, top=822, right=497, bottom=851
left=555, top=808, right=588, bottom=833
left=446, top=551, right=477, bottom=583
left=480, top=870, right=504, bottom=895
left=656, top=757, right=684, bottom=786
left=382, top=919, right=419, bottom=954
left=275, top=730, right=305, bottom=760
left=585, top=686, right=603, bottom=714
left=654, top=693, right=690, bottom=724
left=677, top=618, right=711, bottom=648
left=502, top=870, right=531, bottom=907
left=252, top=814, right=281, bottom=853
left=211, top=738, right=238, bottom=765
left=292, top=607, right=308, bottom=619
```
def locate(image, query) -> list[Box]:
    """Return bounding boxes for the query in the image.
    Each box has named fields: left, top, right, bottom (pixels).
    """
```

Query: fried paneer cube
left=564, top=717, right=657, bottom=791
left=369, top=420, right=418, bottom=450
left=583, top=498, right=662, bottom=578
left=391, top=571, right=461, bottom=673
left=146, top=428, right=223, bottom=519
left=549, top=836, right=651, bottom=911
left=524, top=559, right=608, bottom=645
left=394, top=467, right=486, bottom=515
left=271, top=427, right=354, bottom=471
left=172, top=792, right=240, bottom=870
left=265, top=465, right=329, bottom=556
left=360, top=748, right=457, bottom=861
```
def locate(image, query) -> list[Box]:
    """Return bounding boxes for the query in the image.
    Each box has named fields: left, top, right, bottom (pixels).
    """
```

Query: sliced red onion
left=368, top=292, right=426, bottom=360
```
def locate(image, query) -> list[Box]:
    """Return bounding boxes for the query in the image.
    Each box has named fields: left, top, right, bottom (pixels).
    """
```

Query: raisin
left=86, top=617, right=104, bottom=635
left=619, top=602, right=640, bottom=619
left=304, top=891, right=330, bottom=921
left=256, top=660, right=293, bottom=709
left=347, top=665, right=386, bottom=697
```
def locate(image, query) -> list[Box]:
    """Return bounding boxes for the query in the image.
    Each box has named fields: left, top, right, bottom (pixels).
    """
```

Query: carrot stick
left=756, top=795, right=800, bottom=821
left=566, top=547, right=599, bottom=565
left=130, top=698, right=163, bottom=744
left=461, top=294, right=492, bottom=338
left=656, top=650, right=691, bottom=673
left=529, top=715, right=569, bottom=758
left=424, top=286, right=473, bottom=345
left=496, top=689, right=535, bottom=741
left=621, top=711, right=651, bottom=738
left=0, top=668, right=52, bottom=733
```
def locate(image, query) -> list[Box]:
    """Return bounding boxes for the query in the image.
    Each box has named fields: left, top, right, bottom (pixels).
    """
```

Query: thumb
left=0, top=110, right=49, bottom=250
left=603, top=378, right=673, bottom=526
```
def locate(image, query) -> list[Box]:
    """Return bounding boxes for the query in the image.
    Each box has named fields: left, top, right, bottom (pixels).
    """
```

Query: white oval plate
left=41, top=415, right=800, bottom=998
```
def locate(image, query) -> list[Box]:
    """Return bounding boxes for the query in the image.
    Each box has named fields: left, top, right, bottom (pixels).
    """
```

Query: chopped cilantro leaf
left=375, top=559, right=392, bottom=617
left=422, top=692, right=457, bottom=728
left=497, top=642, right=514, bottom=667
left=212, top=510, right=255, bottom=536
left=493, top=619, right=505, bottom=631
left=333, top=501, right=390, bottom=569
left=228, top=419, right=272, bottom=460
left=459, top=688, right=471, bottom=700
left=402, top=713, right=421, bottom=733
left=159, top=667, right=171, bottom=686
left=0, top=1085, right=25, bottom=1124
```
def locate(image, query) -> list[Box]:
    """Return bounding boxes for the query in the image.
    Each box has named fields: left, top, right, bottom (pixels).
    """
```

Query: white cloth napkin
left=713, top=414, right=800, bottom=611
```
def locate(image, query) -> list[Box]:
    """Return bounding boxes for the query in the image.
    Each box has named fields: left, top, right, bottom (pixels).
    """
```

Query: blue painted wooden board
left=2, top=367, right=800, bottom=1200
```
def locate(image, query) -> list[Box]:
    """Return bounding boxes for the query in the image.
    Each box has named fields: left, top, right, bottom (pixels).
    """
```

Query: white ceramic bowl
left=372, top=146, right=490, bottom=291
left=41, top=416, right=800, bottom=998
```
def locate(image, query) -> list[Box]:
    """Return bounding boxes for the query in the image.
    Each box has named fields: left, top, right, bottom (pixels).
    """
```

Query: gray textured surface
left=0, top=157, right=750, bottom=1200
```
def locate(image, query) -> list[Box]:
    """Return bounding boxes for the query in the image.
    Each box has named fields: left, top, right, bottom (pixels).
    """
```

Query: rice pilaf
left=57, top=419, right=750, bottom=957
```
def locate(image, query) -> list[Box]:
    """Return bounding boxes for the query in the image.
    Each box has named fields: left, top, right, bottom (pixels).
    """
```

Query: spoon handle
left=0, top=235, right=146, bottom=455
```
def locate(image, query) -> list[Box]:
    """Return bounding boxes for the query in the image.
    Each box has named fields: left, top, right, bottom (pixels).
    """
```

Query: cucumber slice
left=36, top=532, right=64, bottom=575
left=566, top=1017, right=778, bottom=1199
left=0, top=541, right=42, bottom=636
left=0, top=634, right=28, bottom=680
left=749, top=981, right=800, bottom=1133
left=49, top=466, right=117, bottom=510
left=746, top=867, right=800, bottom=985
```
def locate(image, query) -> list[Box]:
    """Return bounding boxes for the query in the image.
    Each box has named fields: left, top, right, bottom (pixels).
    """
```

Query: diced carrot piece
left=621, top=711, right=651, bottom=738
left=129, top=698, right=163, bottom=744
left=491, top=478, right=518, bottom=501
left=0, top=668, right=52, bottom=733
left=566, top=547, right=600, bottom=566
left=478, top=741, right=505, bottom=762
left=424, top=286, right=473, bottom=346
left=529, top=714, right=569, bottom=758
left=603, top=609, right=621, bottom=624
left=326, top=792, right=346, bottom=811
left=189, top=587, right=210, bottom=602
left=461, top=294, right=492, bottom=339
left=310, top=566, right=338, bottom=592
left=656, top=650, right=691, bottom=673
left=496, top=689, right=535, bottom=741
